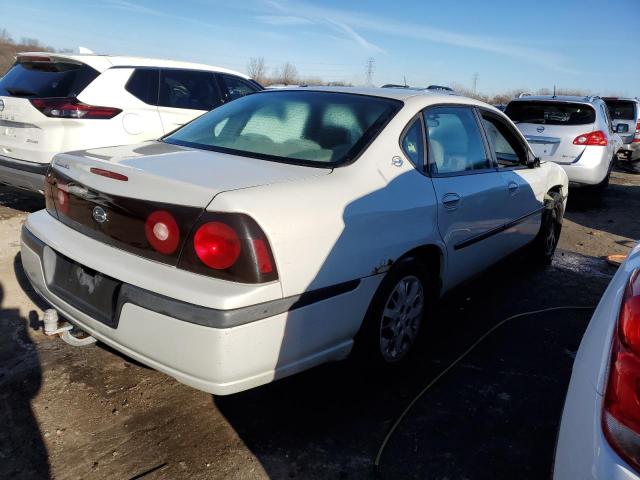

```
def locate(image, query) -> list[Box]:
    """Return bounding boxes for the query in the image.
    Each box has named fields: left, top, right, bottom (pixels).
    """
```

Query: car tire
left=353, top=259, right=436, bottom=367
left=529, top=191, right=563, bottom=265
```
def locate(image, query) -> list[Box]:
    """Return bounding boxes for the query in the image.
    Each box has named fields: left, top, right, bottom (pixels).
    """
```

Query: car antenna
left=403, top=76, right=407, bottom=88
left=552, top=84, right=557, bottom=98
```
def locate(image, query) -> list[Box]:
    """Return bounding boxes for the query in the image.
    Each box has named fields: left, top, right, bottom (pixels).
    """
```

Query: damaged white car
left=21, top=87, right=568, bottom=394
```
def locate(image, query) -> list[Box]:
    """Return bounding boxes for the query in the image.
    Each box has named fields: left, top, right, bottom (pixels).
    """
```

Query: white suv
left=0, top=52, right=262, bottom=193
left=505, top=95, right=622, bottom=191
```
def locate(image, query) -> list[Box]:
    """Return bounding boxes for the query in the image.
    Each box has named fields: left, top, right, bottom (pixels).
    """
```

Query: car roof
left=262, top=86, right=501, bottom=112
left=510, top=95, right=603, bottom=105
left=15, top=52, right=251, bottom=79
left=602, top=97, right=640, bottom=103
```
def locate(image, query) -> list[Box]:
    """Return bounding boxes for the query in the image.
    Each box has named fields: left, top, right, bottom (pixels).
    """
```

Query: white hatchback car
left=505, top=95, right=622, bottom=191
left=554, top=243, right=640, bottom=479
left=0, top=52, right=262, bottom=193
left=20, top=87, right=568, bottom=395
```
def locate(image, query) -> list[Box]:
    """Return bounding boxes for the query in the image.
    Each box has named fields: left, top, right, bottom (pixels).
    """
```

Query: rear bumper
left=0, top=155, right=48, bottom=193
left=618, top=142, right=640, bottom=162
left=553, top=148, right=611, bottom=186
left=20, top=220, right=379, bottom=395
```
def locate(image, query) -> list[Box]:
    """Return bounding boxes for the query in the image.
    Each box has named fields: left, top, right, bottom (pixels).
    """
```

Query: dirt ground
left=1, top=169, right=639, bottom=480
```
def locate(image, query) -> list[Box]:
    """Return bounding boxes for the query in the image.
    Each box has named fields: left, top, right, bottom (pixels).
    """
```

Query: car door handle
left=508, top=182, right=519, bottom=194
left=442, top=193, right=461, bottom=210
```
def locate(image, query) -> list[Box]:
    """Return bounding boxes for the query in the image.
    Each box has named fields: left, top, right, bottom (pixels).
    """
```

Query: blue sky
left=3, top=0, right=639, bottom=96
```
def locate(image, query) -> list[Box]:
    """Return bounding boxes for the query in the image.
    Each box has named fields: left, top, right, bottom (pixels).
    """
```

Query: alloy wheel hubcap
left=380, top=275, right=424, bottom=362
left=545, top=209, right=558, bottom=255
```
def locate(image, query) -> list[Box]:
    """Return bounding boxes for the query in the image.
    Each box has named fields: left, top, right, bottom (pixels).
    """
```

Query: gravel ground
left=0, top=169, right=638, bottom=480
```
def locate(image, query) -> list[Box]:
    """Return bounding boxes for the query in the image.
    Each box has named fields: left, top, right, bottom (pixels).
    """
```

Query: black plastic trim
left=0, top=156, right=50, bottom=175
left=454, top=207, right=544, bottom=250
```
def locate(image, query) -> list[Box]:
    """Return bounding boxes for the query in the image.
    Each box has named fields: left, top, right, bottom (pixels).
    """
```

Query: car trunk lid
left=506, top=100, right=597, bottom=164
left=47, top=141, right=330, bottom=266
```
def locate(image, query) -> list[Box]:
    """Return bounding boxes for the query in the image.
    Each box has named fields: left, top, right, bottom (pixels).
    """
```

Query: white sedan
left=21, top=87, right=568, bottom=395
left=554, top=243, right=640, bottom=479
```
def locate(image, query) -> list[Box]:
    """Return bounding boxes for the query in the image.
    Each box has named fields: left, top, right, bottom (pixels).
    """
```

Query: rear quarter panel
left=209, top=109, right=442, bottom=298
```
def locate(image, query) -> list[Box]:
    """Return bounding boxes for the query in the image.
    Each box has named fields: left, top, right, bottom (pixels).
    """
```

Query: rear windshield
left=0, top=61, right=99, bottom=98
left=605, top=100, right=637, bottom=120
left=505, top=101, right=596, bottom=126
left=164, top=90, right=402, bottom=166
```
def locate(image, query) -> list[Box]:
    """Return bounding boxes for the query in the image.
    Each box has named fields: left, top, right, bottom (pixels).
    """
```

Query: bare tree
left=247, top=57, right=266, bottom=84
left=275, top=62, right=298, bottom=85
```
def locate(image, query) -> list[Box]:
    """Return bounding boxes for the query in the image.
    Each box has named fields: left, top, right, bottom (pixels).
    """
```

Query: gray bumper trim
left=22, top=226, right=360, bottom=329
left=0, top=155, right=49, bottom=175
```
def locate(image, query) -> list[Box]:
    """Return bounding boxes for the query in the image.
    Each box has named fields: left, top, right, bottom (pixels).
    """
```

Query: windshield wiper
left=5, top=87, right=39, bottom=97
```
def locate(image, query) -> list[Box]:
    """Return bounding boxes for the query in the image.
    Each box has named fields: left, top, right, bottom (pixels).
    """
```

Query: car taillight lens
left=573, top=130, right=608, bottom=146
left=30, top=97, right=122, bottom=119
left=145, top=210, right=180, bottom=255
left=54, top=179, right=70, bottom=215
left=178, top=213, right=277, bottom=283
left=193, top=222, right=241, bottom=269
left=633, top=121, right=640, bottom=143
left=603, top=269, right=640, bottom=470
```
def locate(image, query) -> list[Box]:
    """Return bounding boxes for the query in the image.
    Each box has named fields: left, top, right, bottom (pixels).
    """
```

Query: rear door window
left=401, top=117, right=425, bottom=170
left=505, top=101, right=596, bottom=125
left=219, top=75, right=260, bottom=102
left=480, top=113, right=526, bottom=167
left=159, top=69, right=222, bottom=111
left=0, top=60, right=99, bottom=98
left=125, top=68, right=159, bottom=105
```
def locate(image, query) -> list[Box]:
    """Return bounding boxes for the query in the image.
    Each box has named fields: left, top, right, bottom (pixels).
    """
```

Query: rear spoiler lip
left=15, top=52, right=113, bottom=72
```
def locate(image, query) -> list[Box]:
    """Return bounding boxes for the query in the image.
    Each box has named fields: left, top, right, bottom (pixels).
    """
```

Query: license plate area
left=43, top=246, right=121, bottom=328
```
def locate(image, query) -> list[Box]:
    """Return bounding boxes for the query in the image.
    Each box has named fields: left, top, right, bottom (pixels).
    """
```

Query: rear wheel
left=529, top=191, right=563, bottom=265
left=353, top=259, right=435, bottom=366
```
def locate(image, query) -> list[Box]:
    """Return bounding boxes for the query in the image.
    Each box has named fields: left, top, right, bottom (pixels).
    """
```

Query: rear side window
left=219, top=75, right=259, bottom=102
left=425, top=106, right=490, bottom=175
left=401, top=118, right=425, bottom=169
left=605, top=100, right=636, bottom=120
left=159, top=69, right=222, bottom=111
left=125, top=68, right=159, bottom=105
left=505, top=101, right=596, bottom=125
left=0, top=60, right=99, bottom=98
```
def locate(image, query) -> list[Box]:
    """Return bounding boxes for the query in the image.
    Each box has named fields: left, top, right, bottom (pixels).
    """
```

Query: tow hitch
left=42, top=308, right=97, bottom=347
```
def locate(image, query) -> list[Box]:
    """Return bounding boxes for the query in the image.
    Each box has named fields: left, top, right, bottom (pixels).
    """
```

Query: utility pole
left=365, top=57, right=375, bottom=86
left=472, top=72, right=479, bottom=95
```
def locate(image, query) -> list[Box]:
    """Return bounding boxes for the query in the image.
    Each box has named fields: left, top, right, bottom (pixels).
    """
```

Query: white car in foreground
left=21, top=87, right=568, bottom=395
left=554, top=244, right=640, bottom=479
left=0, top=52, right=261, bottom=193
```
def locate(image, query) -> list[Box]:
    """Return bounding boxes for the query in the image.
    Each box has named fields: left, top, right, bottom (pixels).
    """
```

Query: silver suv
left=603, top=97, right=640, bottom=163
left=505, top=95, right=622, bottom=191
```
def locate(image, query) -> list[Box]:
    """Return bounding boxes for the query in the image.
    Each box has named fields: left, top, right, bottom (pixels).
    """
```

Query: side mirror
left=616, top=124, right=630, bottom=134
left=526, top=155, right=540, bottom=168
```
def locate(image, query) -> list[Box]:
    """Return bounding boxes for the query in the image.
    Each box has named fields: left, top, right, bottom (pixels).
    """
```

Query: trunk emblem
left=0, top=99, right=4, bottom=112
left=92, top=206, right=108, bottom=224
left=536, top=126, right=545, bottom=133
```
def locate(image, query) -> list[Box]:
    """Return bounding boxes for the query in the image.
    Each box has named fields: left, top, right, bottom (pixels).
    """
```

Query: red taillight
left=633, top=121, right=640, bottom=144
left=603, top=269, right=640, bottom=470
left=90, top=168, right=128, bottom=181
left=573, top=130, right=608, bottom=146
left=252, top=239, right=274, bottom=274
left=145, top=210, right=180, bottom=255
left=30, top=98, right=121, bottom=119
left=55, top=179, right=70, bottom=215
left=193, top=222, right=241, bottom=270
